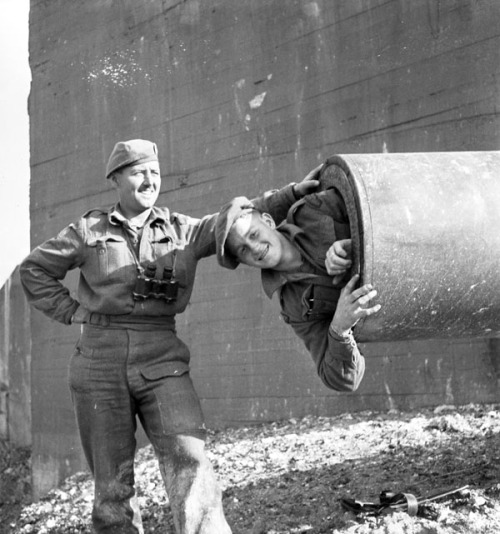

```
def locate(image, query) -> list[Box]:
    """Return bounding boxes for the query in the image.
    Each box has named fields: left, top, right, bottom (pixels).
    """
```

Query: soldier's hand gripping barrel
left=320, top=152, right=500, bottom=342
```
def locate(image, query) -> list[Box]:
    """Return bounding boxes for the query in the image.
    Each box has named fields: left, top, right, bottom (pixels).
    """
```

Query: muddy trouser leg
left=69, top=326, right=143, bottom=534
left=143, top=433, right=229, bottom=534
left=130, top=333, right=232, bottom=534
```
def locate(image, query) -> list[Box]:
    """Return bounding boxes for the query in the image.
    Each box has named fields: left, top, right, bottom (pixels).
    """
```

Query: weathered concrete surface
left=27, top=0, right=500, bottom=496
left=0, top=268, right=31, bottom=447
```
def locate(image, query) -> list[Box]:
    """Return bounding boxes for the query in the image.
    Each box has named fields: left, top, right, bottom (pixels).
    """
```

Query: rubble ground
left=2, top=403, right=500, bottom=533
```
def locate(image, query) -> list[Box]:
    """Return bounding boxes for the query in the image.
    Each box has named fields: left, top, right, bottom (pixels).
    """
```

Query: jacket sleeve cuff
left=328, top=326, right=359, bottom=362
left=66, top=301, right=81, bottom=325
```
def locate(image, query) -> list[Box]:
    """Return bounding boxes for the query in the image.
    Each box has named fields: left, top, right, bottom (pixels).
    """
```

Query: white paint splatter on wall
left=233, top=78, right=271, bottom=131
left=303, top=2, right=320, bottom=18
left=84, top=49, right=151, bottom=88
left=249, top=91, right=267, bottom=109
left=233, top=78, right=250, bottom=131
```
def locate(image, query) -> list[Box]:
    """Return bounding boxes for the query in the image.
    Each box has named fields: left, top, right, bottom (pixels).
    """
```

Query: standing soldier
left=20, top=139, right=319, bottom=534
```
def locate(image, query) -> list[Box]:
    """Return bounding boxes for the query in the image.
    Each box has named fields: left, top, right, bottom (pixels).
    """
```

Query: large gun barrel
left=320, top=151, right=500, bottom=341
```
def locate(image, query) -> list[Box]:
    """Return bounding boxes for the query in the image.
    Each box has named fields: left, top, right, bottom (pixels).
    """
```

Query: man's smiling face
left=112, top=161, right=161, bottom=217
left=226, top=210, right=286, bottom=269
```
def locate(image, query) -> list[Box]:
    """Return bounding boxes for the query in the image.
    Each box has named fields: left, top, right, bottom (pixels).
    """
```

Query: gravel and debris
left=2, top=403, right=500, bottom=533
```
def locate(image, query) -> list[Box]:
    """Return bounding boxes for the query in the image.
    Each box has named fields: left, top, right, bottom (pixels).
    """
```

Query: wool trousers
left=69, top=324, right=231, bottom=534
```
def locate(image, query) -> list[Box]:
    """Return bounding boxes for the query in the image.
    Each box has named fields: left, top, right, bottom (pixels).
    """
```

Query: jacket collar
left=108, top=204, right=170, bottom=227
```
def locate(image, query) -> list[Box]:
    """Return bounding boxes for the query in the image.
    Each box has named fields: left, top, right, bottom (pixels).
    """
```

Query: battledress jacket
left=20, top=185, right=298, bottom=329
left=261, top=189, right=365, bottom=392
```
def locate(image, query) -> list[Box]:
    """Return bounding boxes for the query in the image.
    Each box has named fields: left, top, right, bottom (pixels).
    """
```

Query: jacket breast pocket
left=87, top=235, right=128, bottom=277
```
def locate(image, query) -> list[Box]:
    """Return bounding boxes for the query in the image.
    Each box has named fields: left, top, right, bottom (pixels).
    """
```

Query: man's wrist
left=330, top=326, right=357, bottom=351
left=330, top=325, right=354, bottom=340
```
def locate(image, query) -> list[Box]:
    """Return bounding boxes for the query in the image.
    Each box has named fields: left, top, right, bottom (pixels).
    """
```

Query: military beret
left=216, top=196, right=255, bottom=269
left=105, top=139, right=159, bottom=179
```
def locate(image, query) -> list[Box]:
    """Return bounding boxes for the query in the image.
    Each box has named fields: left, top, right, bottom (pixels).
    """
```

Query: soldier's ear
left=109, top=172, right=120, bottom=188
left=260, top=212, right=276, bottom=229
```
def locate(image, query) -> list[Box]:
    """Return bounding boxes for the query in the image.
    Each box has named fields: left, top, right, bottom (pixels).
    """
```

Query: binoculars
left=133, top=263, right=179, bottom=302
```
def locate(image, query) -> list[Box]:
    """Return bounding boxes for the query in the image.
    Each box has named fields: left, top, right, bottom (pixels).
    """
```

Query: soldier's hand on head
left=293, top=163, right=324, bottom=198
left=330, top=274, right=381, bottom=336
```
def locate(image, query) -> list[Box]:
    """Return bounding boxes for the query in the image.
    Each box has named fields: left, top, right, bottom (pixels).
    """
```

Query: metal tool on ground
left=340, top=484, right=470, bottom=516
